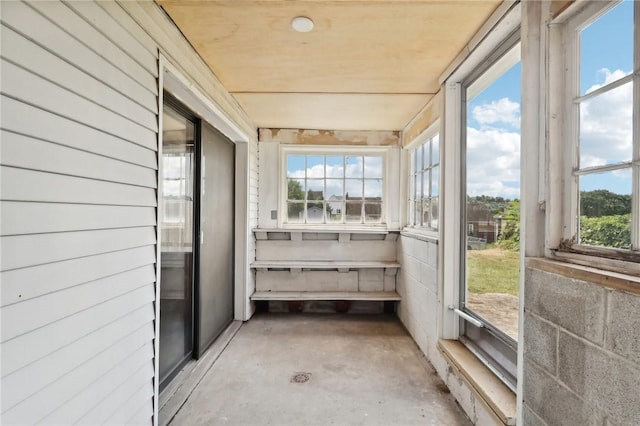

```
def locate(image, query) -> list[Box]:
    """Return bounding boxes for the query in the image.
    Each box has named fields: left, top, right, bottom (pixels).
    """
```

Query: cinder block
left=396, top=271, right=406, bottom=296
left=423, top=289, right=439, bottom=352
left=359, top=280, right=383, bottom=292
left=358, top=268, right=383, bottom=282
left=413, top=322, right=429, bottom=356
left=445, top=370, right=476, bottom=422
left=417, top=239, right=429, bottom=262
left=403, top=235, right=415, bottom=256
left=525, top=268, right=606, bottom=345
left=558, top=332, right=640, bottom=425
left=523, top=360, right=595, bottom=426
left=397, top=235, right=406, bottom=256
left=413, top=282, right=428, bottom=314
left=397, top=301, right=408, bottom=325
left=256, top=270, right=358, bottom=291
left=523, top=311, right=558, bottom=375
left=430, top=351, right=449, bottom=381
left=474, top=402, right=502, bottom=426
left=523, top=404, right=548, bottom=426
left=337, top=271, right=359, bottom=291
left=358, top=269, right=383, bottom=291
left=427, top=241, right=439, bottom=268
left=405, top=256, right=420, bottom=281
left=606, top=290, right=640, bottom=366
left=255, top=270, right=288, bottom=291
left=383, top=274, right=396, bottom=292
left=420, top=261, right=437, bottom=293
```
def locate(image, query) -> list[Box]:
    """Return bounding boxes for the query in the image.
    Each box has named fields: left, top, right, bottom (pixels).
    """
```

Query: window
left=283, top=148, right=386, bottom=225
left=408, top=132, right=440, bottom=231
left=561, top=0, right=639, bottom=258
left=460, top=37, right=521, bottom=390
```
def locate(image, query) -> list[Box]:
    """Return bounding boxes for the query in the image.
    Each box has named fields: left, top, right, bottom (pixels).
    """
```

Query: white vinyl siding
left=0, top=1, right=158, bottom=424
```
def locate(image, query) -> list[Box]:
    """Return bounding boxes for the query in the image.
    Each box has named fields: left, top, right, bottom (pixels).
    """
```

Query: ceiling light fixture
left=291, top=16, right=314, bottom=33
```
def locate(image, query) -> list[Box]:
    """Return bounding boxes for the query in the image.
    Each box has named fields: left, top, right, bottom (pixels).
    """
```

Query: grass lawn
left=467, top=247, right=520, bottom=296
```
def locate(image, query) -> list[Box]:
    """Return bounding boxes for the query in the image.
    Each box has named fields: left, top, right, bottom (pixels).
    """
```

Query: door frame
left=155, top=54, right=252, bottom=425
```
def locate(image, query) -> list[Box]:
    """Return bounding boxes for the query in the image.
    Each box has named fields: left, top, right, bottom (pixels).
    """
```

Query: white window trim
left=441, top=0, right=521, bottom=340
left=278, top=144, right=394, bottom=230
left=549, top=0, right=640, bottom=266
left=404, top=121, right=441, bottom=236
left=439, top=0, right=523, bottom=415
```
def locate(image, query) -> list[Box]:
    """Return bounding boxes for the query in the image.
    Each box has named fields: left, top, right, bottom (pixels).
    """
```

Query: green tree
left=287, top=180, right=305, bottom=220
left=288, top=179, right=304, bottom=201
left=468, top=195, right=510, bottom=214
left=497, top=200, right=520, bottom=251
left=580, top=190, right=631, bottom=217
left=580, top=214, right=631, bottom=249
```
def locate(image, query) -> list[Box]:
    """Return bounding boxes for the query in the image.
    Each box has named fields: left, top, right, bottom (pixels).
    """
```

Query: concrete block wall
left=396, top=235, right=439, bottom=359
left=523, top=267, right=640, bottom=425
left=396, top=234, right=499, bottom=425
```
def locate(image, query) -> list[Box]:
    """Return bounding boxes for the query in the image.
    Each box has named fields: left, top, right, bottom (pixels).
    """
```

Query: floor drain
left=291, top=372, right=311, bottom=383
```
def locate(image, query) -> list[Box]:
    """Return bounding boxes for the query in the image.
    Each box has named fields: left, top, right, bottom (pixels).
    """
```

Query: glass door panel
left=197, top=123, right=235, bottom=355
left=159, top=103, right=196, bottom=390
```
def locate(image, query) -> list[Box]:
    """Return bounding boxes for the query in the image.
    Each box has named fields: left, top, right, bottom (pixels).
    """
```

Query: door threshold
left=158, top=320, right=243, bottom=426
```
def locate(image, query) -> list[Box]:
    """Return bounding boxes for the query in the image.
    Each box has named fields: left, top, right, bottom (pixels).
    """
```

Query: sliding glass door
left=158, top=94, right=236, bottom=391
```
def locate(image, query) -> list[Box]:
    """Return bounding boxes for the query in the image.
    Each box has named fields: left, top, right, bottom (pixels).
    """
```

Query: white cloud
left=472, top=97, right=520, bottom=129
left=466, top=127, right=521, bottom=198
left=580, top=68, right=632, bottom=168
left=467, top=98, right=521, bottom=198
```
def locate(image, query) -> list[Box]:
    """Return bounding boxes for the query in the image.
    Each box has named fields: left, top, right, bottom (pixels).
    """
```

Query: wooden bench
left=251, top=260, right=400, bottom=273
left=251, top=228, right=401, bottom=309
left=250, top=291, right=401, bottom=301
left=253, top=228, right=398, bottom=242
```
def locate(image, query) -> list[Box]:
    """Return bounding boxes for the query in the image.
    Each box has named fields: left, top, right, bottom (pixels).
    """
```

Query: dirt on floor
left=467, top=292, right=519, bottom=341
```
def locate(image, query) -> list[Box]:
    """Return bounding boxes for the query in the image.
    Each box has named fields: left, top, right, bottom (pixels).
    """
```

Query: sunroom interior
left=1, top=0, right=639, bottom=425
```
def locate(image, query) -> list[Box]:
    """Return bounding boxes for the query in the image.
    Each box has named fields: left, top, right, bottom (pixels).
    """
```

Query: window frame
left=438, top=0, right=522, bottom=399
left=553, top=0, right=640, bottom=265
left=457, top=32, right=522, bottom=391
left=279, top=144, right=391, bottom=229
left=406, top=123, right=440, bottom=233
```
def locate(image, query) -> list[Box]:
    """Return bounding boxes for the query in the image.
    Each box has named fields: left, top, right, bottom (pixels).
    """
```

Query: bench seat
left=250, top=291, right=401, bottom=301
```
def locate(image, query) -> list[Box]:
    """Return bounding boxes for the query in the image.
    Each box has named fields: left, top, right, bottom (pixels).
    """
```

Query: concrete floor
left=169, top=313, right=470, bottom=426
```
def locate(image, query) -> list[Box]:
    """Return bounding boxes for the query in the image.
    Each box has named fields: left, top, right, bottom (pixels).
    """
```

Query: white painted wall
left=396, top=233, right=500, bottom=425
left=0, top=1, right=256, bottom=424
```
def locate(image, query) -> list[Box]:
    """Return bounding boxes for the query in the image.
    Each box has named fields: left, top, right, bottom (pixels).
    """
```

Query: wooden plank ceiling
left=158, top=0, right=501, bottom=131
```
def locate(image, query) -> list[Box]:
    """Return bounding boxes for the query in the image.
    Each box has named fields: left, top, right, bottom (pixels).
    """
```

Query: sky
left=466, top=0, right=634, bottom=199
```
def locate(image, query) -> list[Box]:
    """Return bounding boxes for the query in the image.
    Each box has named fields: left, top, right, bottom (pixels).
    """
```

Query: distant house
left=466, top=202, right=497, bottom=243
left=345, top=193, right=382, bottom=221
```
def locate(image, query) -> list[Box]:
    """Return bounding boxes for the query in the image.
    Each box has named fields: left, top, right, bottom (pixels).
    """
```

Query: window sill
left=253, top=226, right=397, bottom=234
left=438, top=340, right=516, bottom=426
left=527, top=257, right=640, bottom=296
left=400, top=228, right=439, bottom=244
